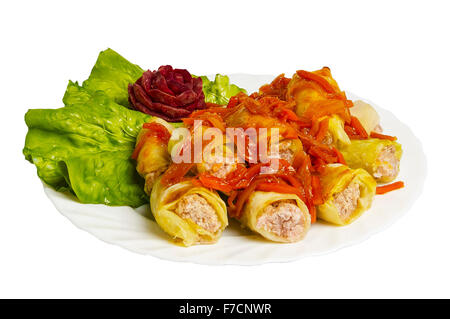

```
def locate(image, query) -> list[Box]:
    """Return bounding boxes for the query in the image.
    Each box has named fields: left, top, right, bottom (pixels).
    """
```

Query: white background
left=1, top=0, right=448, bottom=298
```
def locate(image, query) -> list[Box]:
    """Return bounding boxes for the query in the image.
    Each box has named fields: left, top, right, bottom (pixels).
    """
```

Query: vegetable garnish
left=24, top=82, right=150, bottom=207
left=376, top=181, right=405, bottom=195
left=370, top=131, right=398, bottom=141
left=128, top=66, right=206, bottom=122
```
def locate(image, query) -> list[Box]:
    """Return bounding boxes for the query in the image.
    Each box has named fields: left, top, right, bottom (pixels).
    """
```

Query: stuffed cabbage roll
left=286, top=67, right=348, bottom=118
left=339, top=138, right=402, bottom=183
left=326, top=115, right=351, bottom=146
left=150, top=177, right=228, bottom=246
left=275, top=138, right=303, bottom=165
left=133, top=118, right=174, bottom=194
left=240, top=191, right=311, bottom=243
left=317, top=164, right=376, bottom=225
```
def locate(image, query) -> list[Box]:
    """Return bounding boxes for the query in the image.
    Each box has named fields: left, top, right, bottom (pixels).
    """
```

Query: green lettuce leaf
left=200, top=74, right=247, bottom=105
left=81, top=49, right=144, bottom=107
left=24, top=48, right=248, bottom=207
left=23, top=84, right=150, bottom=207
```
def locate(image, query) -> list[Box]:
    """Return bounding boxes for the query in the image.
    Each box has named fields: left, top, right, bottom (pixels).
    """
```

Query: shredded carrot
left=309, top=146, right=338, bottom=163
left=370, top=131, right=397, bottom=141
left=296, top=70, right=336, bottom=94
left=376, top=181, right=405, bottom=195
left=227, top=190, right=238, bottom=209
left=311, top=175, right=324, bottom=205
left=344, top=125, right=365, bottom=140
left=279, top=108, right=301, bottom=122
left=309, top=205, right=317, bottom=224
left=310, top=118, right=320, bottom=136
left=315, top=118, right=330, bottom=142
left=160, top=163, right=195, bottom=187
left=256, top=182, right=305, bottom=201
left=190, top=107, right=230, bottom=117
left=332, top=147, right=347, bottom=165
left=292, top=151, right=306, bottom=170
left=198, top=174, right=233, bottom=193
left=232, top=178, right=265, bottom=218
left=350, top=116, right=368, bottom=138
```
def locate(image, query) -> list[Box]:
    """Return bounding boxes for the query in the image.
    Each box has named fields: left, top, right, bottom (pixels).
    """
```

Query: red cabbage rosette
left=128, top=65, right=206, bottom=122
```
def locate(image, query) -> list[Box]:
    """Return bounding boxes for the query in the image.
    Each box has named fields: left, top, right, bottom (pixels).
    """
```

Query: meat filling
left=256, top=200, right=305, bottom=241
left=176, top=194, right=221, bottom=233
left=202, top=152, right=237, bottom=179
left=279, top=141, right=295, bottom=164
left=374, top=145, right=399, bottom=180
left=144, top=169, right=165, bottom=194
left=333, top=182, right=360, bottom=221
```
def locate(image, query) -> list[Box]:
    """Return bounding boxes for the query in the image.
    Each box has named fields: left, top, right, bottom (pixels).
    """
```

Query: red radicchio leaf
left=147, top=89, right=182, bottom=106
left=192, top=77, right=203, bottom=95
left=176, top=90, right=197, bottom=105
left=152, top=72, right=174, bottom=95
left=133, top=84, right=153, bottom=108
left=128, top=65, right=206, bottom=122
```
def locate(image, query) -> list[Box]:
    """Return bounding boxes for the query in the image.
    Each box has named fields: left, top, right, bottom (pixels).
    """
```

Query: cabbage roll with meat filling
left=133, top=118, right=174, bottom=194
left=317, top=164, right=376, bottom=225
left=150, top=177, right=228, bottom=246
left=275, top=138, right=303, bottom=165
left=286, top=67, right=348, bottom=117
left=338, top=138, right=402, bottom=183
left=240, top=192, right=311, bottom=242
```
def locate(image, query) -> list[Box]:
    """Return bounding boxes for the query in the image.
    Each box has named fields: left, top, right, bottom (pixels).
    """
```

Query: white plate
left=43, top=74, right=427, bottom=265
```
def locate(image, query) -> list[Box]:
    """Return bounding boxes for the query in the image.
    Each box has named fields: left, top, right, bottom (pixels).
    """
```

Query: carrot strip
left=161, top=163, right=195, bottom=186
left=296, top=70, right=336, bottom=94
left=333, top=147, right=347, bottom=165
left=309, top=205, right=317, bottom=224
left=310, top=118, right=320, bottom=136
left=198, top=174, right=233, bottom=193
left=370, top=131, right=397, bottom=141
left=311, top=175, right=324, bottom=205
left=227, top=190, right=238, bottom=209
left=350, top=116, right=368, bottom=138
left=256, top=182, right=304, bottom=200
left=315, top=118, right=330, bottom=142
left=279, top=108, right=301, bottom=122
left=309, top=146, right=337, bottom=163
left=376, top=181, right=405, bottom=195
left=232, top=178, right=265, bottom=218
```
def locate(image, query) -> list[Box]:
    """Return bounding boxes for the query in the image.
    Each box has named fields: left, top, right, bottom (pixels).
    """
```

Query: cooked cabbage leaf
left=23, top=84, right=150, bottom=207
